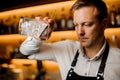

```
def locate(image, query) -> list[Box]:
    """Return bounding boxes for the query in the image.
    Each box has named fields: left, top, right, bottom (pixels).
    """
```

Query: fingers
left=43, top=17, right=54, bottom=24
left=35, top=16, right=42, bottom=20
left=35, top=16, right=49, bottom=22
left=35, top=16, right=54, bottom=24
left=34, top=16, right=54, bottom=41
left=35, top=16, right=54, bottom=30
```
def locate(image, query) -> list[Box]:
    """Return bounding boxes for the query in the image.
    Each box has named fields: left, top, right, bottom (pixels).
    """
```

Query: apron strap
left=97, top=41, right=109, bottom=79
left=71, top=50, right=79, bottom=67
left=70, top=41, right=109, bottom=80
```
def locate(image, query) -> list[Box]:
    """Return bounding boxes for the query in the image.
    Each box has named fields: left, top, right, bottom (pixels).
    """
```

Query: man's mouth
left=79, top=37, right=88, bottom=42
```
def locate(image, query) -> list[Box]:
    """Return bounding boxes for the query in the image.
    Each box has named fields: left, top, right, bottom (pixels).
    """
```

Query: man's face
left=73, top=6, right=105, bottom=48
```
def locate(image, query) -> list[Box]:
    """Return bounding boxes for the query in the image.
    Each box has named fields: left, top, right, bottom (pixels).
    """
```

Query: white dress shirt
left=20, top=37, right=120, bottom=80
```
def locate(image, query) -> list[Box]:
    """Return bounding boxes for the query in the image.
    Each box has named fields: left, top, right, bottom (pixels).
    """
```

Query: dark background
left=0, top=0, right=70, bottom=12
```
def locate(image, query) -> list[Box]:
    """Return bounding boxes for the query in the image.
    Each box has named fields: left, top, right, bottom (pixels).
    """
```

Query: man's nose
left=77, top=25, right=85, bottom=36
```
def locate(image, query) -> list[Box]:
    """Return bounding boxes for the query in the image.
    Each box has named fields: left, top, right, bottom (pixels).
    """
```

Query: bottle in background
left=67, top=10, right=74, bottom=30
left=56, top=7, right=67, bottom=31
left=110, top=5, right=117, bottom=27
left=60, top=14, right=66, bottom=30
left=0, top=19, right=4, bottom=34
left=116, top=8, right=120, bottom=27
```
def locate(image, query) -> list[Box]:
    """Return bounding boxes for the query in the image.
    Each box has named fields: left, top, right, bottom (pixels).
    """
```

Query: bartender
left=20, top=0, right=120, bottom=80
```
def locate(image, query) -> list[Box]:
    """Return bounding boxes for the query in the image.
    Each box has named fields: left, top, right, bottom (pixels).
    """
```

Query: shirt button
left=97, top=76, right=100, bottom=79
left=87, top=60, right=90, bottom=62
left=84, top=73, right=87, bottom=75
left=70, top=70, right=73, bottom=73
left=68, top=74, right=71, bottom=77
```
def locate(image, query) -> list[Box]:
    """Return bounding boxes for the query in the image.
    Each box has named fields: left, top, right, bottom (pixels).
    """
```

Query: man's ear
left=102, top=18, right=108, bottom=29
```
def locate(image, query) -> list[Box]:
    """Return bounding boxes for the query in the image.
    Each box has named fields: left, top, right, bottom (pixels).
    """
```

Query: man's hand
left=35, top=16, right=55, bottom=40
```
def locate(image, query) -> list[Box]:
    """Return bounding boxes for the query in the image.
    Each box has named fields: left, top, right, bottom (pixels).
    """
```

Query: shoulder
left=51, top=39, right=80, bottom=56
left=107, top=45, right=120, bottom=63
left=105, top=46, right=120, bottom=79
left=47, top=39, right=80, bottom=53
left=52, top=39, right=79, bottom=46
left=109, top=46, right=120, bottom=55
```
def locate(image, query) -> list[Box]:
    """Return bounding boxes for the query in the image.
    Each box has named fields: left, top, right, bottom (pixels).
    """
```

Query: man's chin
left=81, top=43, right=90, bottom=48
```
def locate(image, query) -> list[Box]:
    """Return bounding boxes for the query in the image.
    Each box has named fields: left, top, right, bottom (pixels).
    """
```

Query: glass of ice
left=19, top=17, right=50, bottom=40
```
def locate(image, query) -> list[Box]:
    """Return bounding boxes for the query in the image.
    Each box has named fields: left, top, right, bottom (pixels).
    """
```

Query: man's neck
left=83, top=39, right=105, bottom=59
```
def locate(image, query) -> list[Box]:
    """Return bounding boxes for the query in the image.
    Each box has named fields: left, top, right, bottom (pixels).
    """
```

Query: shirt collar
left=80, top=41, right=106, bottom=61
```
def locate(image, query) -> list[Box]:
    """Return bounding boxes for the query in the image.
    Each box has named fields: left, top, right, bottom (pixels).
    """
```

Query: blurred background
left=0, top=0, right=120, bottom=80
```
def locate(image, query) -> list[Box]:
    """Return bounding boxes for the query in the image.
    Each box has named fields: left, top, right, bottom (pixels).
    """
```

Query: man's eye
left=84, top=24, right=90, bottom=26
left=84, top=23, right=93, bottom=27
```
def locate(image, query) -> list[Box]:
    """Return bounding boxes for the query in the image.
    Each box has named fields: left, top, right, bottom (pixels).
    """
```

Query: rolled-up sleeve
left=20, top=37, right=42, bottom=55
left=19, top=37, right=56, bottom=61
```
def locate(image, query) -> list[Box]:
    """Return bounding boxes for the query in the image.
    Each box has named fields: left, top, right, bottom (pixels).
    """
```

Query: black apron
left=66, top=42, right=109, bottom=80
